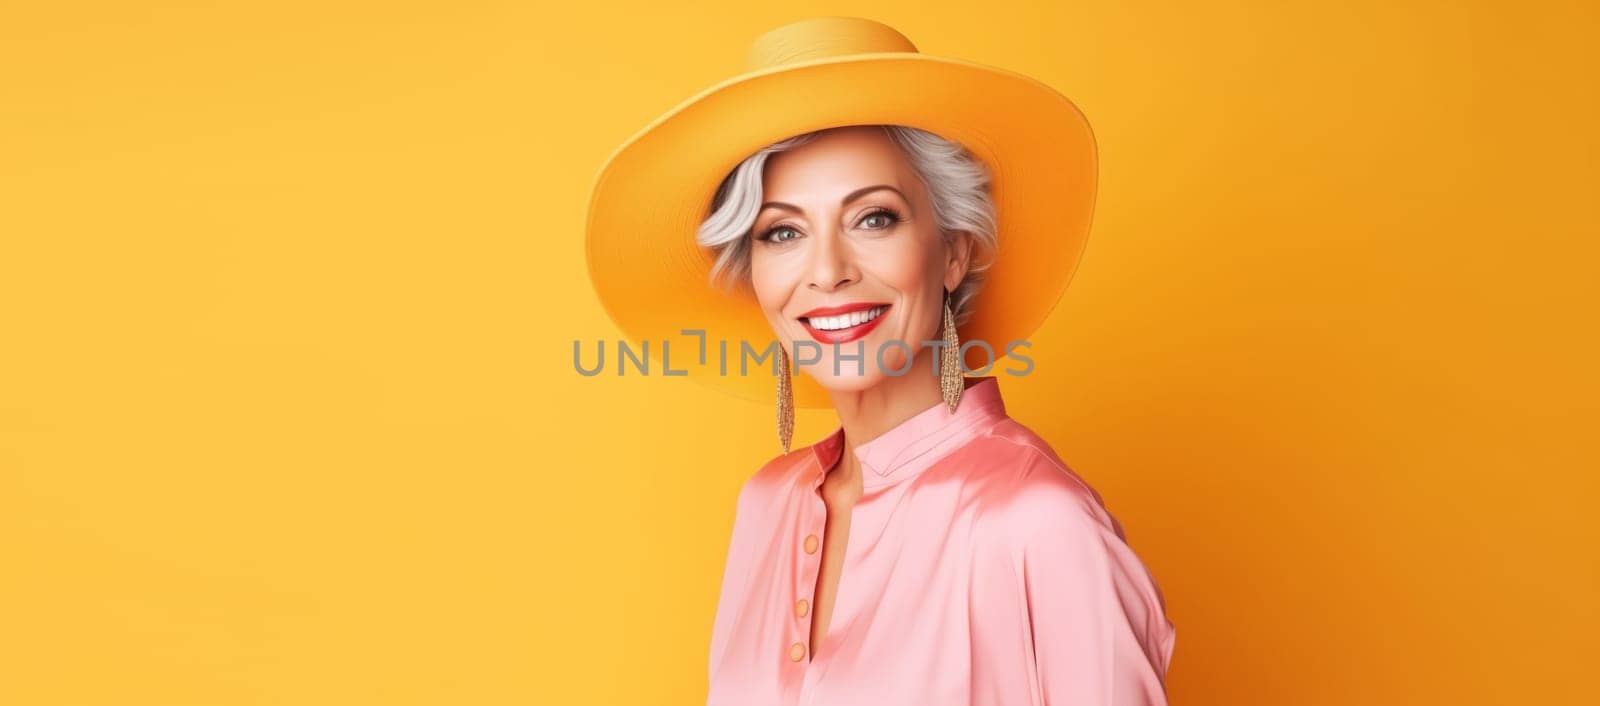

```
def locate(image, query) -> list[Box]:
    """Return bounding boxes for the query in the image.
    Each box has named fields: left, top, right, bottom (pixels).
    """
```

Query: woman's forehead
left=762, top=128, right=921, bottom=205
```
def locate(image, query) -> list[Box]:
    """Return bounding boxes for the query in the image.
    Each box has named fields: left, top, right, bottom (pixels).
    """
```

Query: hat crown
left=745, top=17, right=919, bottom=71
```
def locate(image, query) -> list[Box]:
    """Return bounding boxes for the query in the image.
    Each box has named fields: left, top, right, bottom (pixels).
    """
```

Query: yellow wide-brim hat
left=585, top=16, right=1096, bottom=409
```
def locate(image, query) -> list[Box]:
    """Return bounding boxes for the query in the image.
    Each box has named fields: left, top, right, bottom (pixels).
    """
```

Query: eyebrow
left=759, top=184, right=906, bottom=215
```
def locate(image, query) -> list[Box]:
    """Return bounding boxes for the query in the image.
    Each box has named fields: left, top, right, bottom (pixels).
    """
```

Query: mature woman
left=586, top=17, right=1175, bottom=706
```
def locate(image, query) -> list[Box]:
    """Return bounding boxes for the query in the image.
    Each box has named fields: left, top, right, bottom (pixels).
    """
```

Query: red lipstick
left=797, top=302, right=891, bottom=345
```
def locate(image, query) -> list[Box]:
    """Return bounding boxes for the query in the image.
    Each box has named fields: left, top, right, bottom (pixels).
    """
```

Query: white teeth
left=807, top=305, right=886, bottom=331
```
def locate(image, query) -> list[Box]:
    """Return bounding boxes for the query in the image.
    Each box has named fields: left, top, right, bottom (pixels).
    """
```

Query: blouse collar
left=809, top=376, right=1009, bottom=489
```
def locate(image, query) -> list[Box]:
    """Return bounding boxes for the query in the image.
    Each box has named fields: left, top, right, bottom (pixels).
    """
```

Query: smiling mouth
left=800, top=305, right=889, bottom=331
left=797, top=304, right=891, bottom=344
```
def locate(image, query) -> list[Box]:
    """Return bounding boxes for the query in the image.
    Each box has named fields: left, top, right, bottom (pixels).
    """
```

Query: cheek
left=860, top=235, right=944, bottom=299
left=748, top=254, right=794, bottom=315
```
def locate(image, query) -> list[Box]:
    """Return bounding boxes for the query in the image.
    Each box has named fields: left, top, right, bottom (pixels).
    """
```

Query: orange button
left=803, top=534, right=820, bottom=554
left=795, top=598, right=809, bottom=618
left=789, top=641, right=807, bottom=662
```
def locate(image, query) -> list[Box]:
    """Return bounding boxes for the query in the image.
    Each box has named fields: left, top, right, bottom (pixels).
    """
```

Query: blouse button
left=789, top=641, right=807, bottom=662
left=803, top=534, right=819, bottom=554
left=794, top=598, right=809, bottom=618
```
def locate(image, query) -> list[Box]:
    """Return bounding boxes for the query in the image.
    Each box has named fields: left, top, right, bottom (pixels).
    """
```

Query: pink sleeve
left=1016, top=483, right=1176, bottom=706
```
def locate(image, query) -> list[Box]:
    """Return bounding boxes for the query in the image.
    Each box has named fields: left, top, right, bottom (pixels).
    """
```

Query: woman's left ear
left=943, top=230, right=975, bottom=292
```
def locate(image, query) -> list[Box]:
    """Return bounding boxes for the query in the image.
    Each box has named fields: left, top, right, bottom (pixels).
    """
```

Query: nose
left=805, top=224, right=858, bottom=292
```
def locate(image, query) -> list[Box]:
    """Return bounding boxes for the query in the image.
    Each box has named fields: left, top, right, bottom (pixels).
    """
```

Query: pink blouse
left=706, top=376, right=1175, bottom=706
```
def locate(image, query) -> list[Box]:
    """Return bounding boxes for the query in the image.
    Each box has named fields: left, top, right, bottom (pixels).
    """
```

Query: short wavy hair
left=695, top=125, right=998, bottom=327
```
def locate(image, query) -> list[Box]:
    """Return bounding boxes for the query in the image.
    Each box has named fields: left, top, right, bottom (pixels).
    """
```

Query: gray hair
left=695, top=125, right=998, bottom=327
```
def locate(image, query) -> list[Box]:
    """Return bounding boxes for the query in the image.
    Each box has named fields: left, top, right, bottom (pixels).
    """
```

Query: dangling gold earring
left=940, top=290, right=964, bottom=413
left=777, top=342, right=795, bottom=453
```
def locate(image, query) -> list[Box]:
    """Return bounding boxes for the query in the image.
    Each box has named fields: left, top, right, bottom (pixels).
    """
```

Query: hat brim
left=585, top=52, right=1097, bottom=409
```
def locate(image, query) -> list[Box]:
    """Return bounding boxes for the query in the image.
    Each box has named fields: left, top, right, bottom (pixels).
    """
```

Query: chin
left=804, top=365, right=890, bottom=394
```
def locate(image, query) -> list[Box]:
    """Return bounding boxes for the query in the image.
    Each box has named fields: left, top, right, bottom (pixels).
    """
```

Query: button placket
left=791, top=466, right=828, bottom=667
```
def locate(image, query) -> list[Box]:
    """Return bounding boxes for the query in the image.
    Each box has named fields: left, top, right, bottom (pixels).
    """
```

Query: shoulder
left=731, top=442, right=815, bottom=514
left=966, top=417, right=1125, bottom=547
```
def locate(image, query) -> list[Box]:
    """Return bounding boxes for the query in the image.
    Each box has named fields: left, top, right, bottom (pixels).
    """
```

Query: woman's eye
left=859, top=209, right=900, bottom=230
left=762, top=226, right=800, bottom=243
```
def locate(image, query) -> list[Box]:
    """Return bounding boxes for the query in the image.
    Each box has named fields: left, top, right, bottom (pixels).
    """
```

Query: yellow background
left=2, top=1, right=1595, bottom=704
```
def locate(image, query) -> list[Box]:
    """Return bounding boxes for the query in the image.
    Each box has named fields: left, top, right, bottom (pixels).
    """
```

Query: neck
left=824, top=348, right=946, bottom=487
